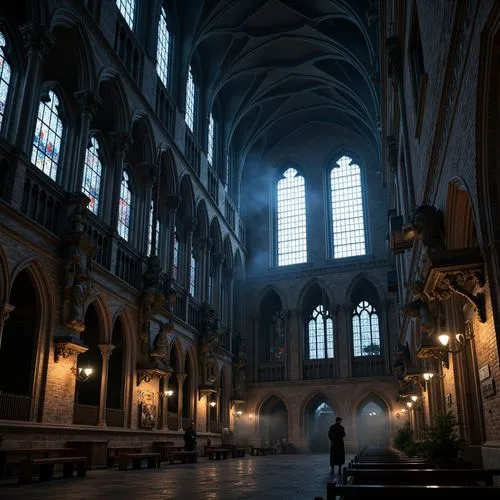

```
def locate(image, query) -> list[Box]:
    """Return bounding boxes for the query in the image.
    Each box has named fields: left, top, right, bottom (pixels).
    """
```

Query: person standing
left=184, top=420, right=198, bottom=451
left=328, top=416, right=346, bottom=475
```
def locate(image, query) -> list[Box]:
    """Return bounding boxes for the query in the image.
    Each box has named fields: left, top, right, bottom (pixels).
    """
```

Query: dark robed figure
left=328, top=416, right=345, bottom=474
left=184, top=420, right=197, bottom=451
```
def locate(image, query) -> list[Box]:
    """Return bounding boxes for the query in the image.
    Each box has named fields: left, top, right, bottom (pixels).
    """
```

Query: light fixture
left=209, top=400, right=216, bottom=408
left=401, top=408, right=407, bottom=414
left=411, top=395, right=418, bottom=402
left=71, top=363, right=93, bottom=382
left=248, top=414, right=253, bottom=419
left=164, top=389, right=174, bottom=397
left=423, top=372, right=434, bottom=381
left=438, top=334, right=450, bottom=346
left=406, top=401, right=413, bottom=408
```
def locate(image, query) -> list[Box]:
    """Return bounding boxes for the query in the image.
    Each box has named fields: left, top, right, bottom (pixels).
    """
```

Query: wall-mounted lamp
left=209, top=400, right=217, bottom=408
left=71, top=363, right=93, bottom=382
left=164, top=389, right=174, bottom=397
left=406, top=401, right=413, bottom=408
left=410, top=395, right=418, bottom=402
left=437, top=328, right=473, bottom=354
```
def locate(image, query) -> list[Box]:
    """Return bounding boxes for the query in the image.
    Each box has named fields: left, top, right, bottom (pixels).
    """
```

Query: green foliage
left=393, top=424, right=421, bottom=456
left=421, top=412, right=466, bottom=465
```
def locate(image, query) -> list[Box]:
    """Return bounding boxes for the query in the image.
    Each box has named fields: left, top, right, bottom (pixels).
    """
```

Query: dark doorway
left=305, top=398, right=334, bottom=452
left=106, top=317, right=125, bottom=427
left=356, top=397, right=390, bottom=450
left=259, top=396, right=288, bottom=447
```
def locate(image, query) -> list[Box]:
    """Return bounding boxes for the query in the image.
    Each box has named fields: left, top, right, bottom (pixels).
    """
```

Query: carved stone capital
left=176, top=373, right=187, bottom=385
left=53, top=336, right=88, bottom=363
left=110, top=132, right=132, bottom=156
left=0, top=303, right=15, bottom=326
left=166, top=195, right=180, bottom=212
left=183, top=216, right=197, bottom=233
left=74, top=90, right=102, bottom=117
left=213, top=253, right=225, bottom=266
left=20, top=23, right=55, bottom=57
left=98, top=343, right=116, bottom=360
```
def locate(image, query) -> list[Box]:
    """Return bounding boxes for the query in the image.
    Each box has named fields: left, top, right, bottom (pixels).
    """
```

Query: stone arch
left=234, top=249, right=244, bottom=279
left=179, top=174, right=196, bottom=222
left=257, top=393, right=290, bottom=445
left=195, top=200, right=209, bottom=241
left=258, top=285, right=287, bottom=312
left=297, top=278, right=335, bottom=314
left=345, top=273, right=384, bottom=308
left=219, top=363, right=230, bottom=427
left=223, top=235, right=233, bottom=270
left=158, top=146, right=179, bottom=198
left=49, top=8, right=97, bottom=91
left=209, top=217, right=223, bottom=255
left=169, top=336, right=184, bottom=372
left=84, top=293, right=110, bottom=344
left=301, top=392, right=337, bottom=451
left=129, top=113, right=156, bottom=166
left=353, top=391, right=391, bottom=450
left=96, top=70, right=130, bottom=133
left=0, top=243, right=9, bottom=304
left=183, top=345, right=198, bottom=420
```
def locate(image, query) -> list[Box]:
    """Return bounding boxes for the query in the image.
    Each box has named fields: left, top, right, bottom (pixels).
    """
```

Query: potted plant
left=421, top=412, right=466, bottom=467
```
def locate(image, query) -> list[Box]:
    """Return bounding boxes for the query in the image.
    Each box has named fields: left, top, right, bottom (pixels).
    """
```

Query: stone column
left=196, top=237, right=209, bottom=302
left=161, top=372, right=172, bottom=430
left=251, top=315, right=260, bottom=382
left=165, top=196, right=180, bottom=279
left=213, top=253, right=225, bottom=316
left=337, top=303, right=351, bottom=377
left=176, top=373, right=187, bottom=429
left=97, top=344, right=115, bottom=427
left=289, top=310, right=300, bottom=381
left=15, top=23, right=55, bottom=152
left=108, top=132, right=131, bottom=231
left=223, top=267, right=234, bottom=349
left=183, top=217, right=196, bottom=291
left=72, top=90, right=101, bottom=192
left=0, top=304, right=15, bottom=350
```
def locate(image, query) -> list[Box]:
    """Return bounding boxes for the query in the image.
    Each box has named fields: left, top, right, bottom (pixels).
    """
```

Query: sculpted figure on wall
left=403, top=205, right=445, bottom=252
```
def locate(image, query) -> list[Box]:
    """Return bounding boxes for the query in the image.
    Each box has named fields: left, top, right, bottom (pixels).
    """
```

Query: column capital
left=20, top=22, right=55, bottom=57
left=110, top=131, right=132, bottom=156
left=176, top=372, right=187, bottom=384
left=98, top=343, right=116, bottom=360
left=0, top=303, right=15, bottom=326
left=74, top=90, right=102, bottom=117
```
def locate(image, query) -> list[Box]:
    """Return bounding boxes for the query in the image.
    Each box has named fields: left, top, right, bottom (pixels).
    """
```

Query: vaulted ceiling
left=172, top=0, right=380, bottom=179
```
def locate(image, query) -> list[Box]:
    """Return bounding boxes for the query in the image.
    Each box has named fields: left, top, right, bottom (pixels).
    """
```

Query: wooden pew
left=118, top=452, right=160, bottom=471
left=349, top=462, right=433, bottom=470
left=107, top=446, right=142, bottom=467
left=327, top=483, right=500, bottom=499
left=207, top=448, right=230, bottom=460
left=18, top=456, right=86, bottom=484
left=342, top=468, right=500, bottom=486
left=170, top=450, right=198, bottom=464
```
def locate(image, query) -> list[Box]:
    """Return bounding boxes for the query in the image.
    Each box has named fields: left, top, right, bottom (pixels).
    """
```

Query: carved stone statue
left=150, top=321, right=172, bottom=364
left=200, top=302, right=221, bottom=360
left=392, top=343, right=410, bottom=381
left=403, top=205, right=445, bottom=252
left=400, top=280, right=441, bottom=336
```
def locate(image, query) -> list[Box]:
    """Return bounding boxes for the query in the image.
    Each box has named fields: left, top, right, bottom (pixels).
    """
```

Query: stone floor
left=0, top=453, right=353, bottom=500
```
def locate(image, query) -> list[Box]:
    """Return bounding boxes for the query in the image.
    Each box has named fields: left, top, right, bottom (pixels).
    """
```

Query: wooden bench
left=107, top=446, right=142, bottom=467
left=207, top=448, right=230, bottom=460
left=118, top=453, right=160, bottom=471
left=18, top=456, right=86, bottom=484
left=233, top=447, right=246, bottom=457
left=251, top=447, right=277, bottom=456
left=349, top=461, right=433, bottom=470
left=0, top=448, right=74, bottom=479
left=170, top=450, right=198, bottom=464
left=153, top=441, right=175, bottom=461
left=342, top=468, right=500, bottom=486
left=327, top=483, right=500, bottom=499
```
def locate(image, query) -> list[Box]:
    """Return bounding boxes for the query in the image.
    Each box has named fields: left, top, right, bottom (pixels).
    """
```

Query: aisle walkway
left=0, top=453, right=353, bottom=500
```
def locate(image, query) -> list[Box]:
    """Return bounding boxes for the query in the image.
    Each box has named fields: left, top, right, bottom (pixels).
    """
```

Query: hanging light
left=423, top=372, right=434, bottom=381
left=438, top=334, right=450, bottom=346
left=71, top=363, right=93, bottom=382
left=406, top=401, right=413, bottom=408
left=411, top=395, right=418, bottom=402
left=164, top=389, right=174, bottom=397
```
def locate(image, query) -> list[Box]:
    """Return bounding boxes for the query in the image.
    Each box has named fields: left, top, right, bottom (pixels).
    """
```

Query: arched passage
left=73, top=303, right=103, bottom=425
left=182, top=352, right=193, bottom=426
left=259, top=396, right=288, bottom=446
left=356, top=395, right=390, bottom=450
left=0, top=269, right=39, bottom=421
left=167, top=341, right=181, bottom=430
left=304, top=394, right=335, bottom=452
left=106, top=316, right=125, bottom=427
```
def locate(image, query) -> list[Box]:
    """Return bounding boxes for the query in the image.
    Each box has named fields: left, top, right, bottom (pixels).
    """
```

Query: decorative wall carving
left=403, top=205, right=445, bottom=252
left=53, top=335, right=88, bottom=363
left=232, top=334, right=247, bottom=401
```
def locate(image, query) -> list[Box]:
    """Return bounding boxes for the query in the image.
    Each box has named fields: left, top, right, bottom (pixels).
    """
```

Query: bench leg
left=132, top=458, right=141, bottom=470
left=77, top=461, right=86, bottom=478
left=63, top=462, right=74, bottom=478
left=39, top=463, right=54, bottom=482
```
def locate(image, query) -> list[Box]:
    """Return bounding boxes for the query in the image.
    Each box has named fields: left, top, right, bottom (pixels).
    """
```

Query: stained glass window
left=0, top=31, right=11, bottom=132
left=172, top=227, right=179, bottom=280
left=82, top=137, right=103, bottom=214
left=117, top=170, right=132, bottom=241
left=270, top=310, right=285, bottom=362
left=147, top=199, right=160, bottom=256
left=307, top=305, right=334, bottom=360
left=185, top=66, right=195, bottom=131
left=31, top=90, right=63, bottom=181
left=156, top=7, right=171, bottom=87
left=352, top=301, right=381, bottom=357
left=331, top=155, right=366, bottom=258
left=116, top=0, right=135, bottom=30
left=276, top=167, right=307, bottom=266
left=207, top=113, right=215, bottom=165
left=189, top=251, right=197, bottom=297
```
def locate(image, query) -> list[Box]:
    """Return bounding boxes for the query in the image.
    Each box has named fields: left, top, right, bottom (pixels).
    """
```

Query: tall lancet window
left=0, top=31, right=12, bottom=132
left=207, top=113, right=215, bottom=165
left=82, top=136, right=103, bottom=215
left=276, top=167, right=307, bottom=266
left=32, top=90, right=63, bottom=181
left=147, top=199, right=160, bottom=256
left=270, top=310, right=285, bottom=362
left=117, top=170, right=132, bottom=241
left=185, top=66, right=196, bottom=132
left=172, top=226, right=180, bottom=280
left=330, top=155, right=366, bottom=258
left=156, top=7, right=171, bottom=87
left=116, top=0, right=135, bottom=30
left=352, top=301, right=380, bottom=357
left=306, top=305, right=334, bottom=360
left=189, top=250, right=197, bottom=297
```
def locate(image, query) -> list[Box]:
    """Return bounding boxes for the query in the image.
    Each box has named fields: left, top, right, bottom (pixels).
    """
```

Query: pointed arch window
left=156, top=7, right=171, bottom=87
left=147, top=199, right=160, bottom=256
left=189, top=250, right=197, bottom=297
left=306, top=305, right=334, bottom=360
left=276, top=167, right=307, bottom=266
left=224, top=148, right=230, bottom=191
left=185, top=66, right=196, bottom=132
left=0, top=31, right=12, bottom=132
left=270, top=310, right=285, bottom=362
left=207, top=112, right=215, bottom=165
left=116, top=0, right=135, bottom=30
left=352, top=301, right=381, bottom=357
left=172, top=226, right=180, bottom=280
left=82, top=136, right=103, bottom=214
left=330, top=155, right=366, bottom=258
left=31, top=90, right=63, bottom=181
left=117, top=170, right=132, bottom=241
